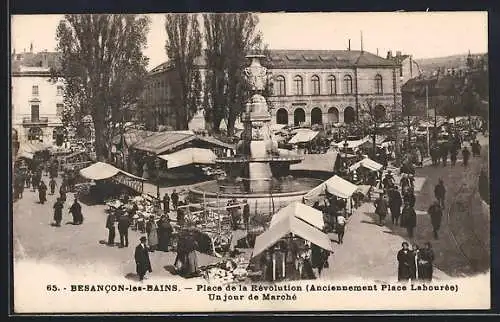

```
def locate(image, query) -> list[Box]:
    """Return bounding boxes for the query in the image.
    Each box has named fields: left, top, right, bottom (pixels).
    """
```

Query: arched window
left=27, top=127, right=43, bottom=141
left=343, top=75, right=353, bottom=94
left=375, top=74, right=383, bottom=94
left=294, top=108, right=305, bottom=126
left=327, top=75, right=336, bottom=95
left=276, top=108, right=288, bottom=125
left=275, top=75, right=286, bottom=96
left=293, top=75, right=303, bottom=96
left=344, top=106, right=355, bottom=124
left=327, top=107, right=339, bottom=123
left=311, top=107, right=323, bottom=125
left=311, top=75, right=320, bottom=95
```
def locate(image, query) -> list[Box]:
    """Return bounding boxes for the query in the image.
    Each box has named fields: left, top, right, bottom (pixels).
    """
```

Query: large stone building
left=11, top=47, right=65, bottom=146
left=141, top=48, right=406, bottom=130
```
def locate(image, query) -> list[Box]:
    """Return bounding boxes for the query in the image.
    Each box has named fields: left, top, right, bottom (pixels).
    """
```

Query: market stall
left=269, top=202, right=325, bottom=231
left=251, top=214, right=334, bottom=281
left=158, top=148, right=217, bottom=169
left=303, top=175, right=359, bottom=216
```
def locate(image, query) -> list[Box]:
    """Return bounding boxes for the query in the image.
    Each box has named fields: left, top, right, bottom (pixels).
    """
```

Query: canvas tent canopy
left=252, top=215, right=333, bottom=258
left=348, top=157, right=383, bottom=172
left=158, top=148, right=217, bottom=169
left=290, top=152, right=338, bottom=172
left=304, top=175, right=358, bottom=201
left=332, top=137, right=370, bottom=149
left=80, top=162, right=146, bottom=193
left=269, top=202, right=325, bottom=230
left=288, top=130, right=319, bottom=144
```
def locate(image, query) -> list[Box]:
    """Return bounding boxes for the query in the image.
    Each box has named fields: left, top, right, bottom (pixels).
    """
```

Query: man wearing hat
left=135, top=236, right=152, bottom=281
left=397, top=242, right=413, bottom=282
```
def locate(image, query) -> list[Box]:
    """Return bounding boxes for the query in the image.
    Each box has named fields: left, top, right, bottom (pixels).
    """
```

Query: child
left=49, top=178, right=57, bottom=195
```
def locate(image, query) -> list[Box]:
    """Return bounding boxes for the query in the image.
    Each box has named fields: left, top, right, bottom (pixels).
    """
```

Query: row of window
left=31, top=85, right=64, bottom=96
left=274, top=74, right=384, bottom=96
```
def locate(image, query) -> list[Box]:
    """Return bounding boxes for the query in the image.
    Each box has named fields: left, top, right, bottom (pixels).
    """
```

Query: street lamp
left=154, top=157, right=161, bottom=200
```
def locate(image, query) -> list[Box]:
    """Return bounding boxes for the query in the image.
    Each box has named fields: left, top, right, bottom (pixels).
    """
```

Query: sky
left=11, top=12, right=488, bottom=70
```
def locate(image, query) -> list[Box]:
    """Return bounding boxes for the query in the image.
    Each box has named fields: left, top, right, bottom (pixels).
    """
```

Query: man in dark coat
left=450, top=148, right=458, bottom=166
left=38, top=180, right=47, bottom=204
left=428, top=200, right=443, bottom=239
left=69, top=198, right=83, bottom=224
left=462, top=146, right=471, bottom=167
left=135, top=236, right=152, bottom=281
left=374, top=194, right=389, bottom=226
left=158, top=216, right=173, bottom=252
left=105, top=212, right=116, bottom=246
left=59, top=183, right=67, bottom=203
left=402, top=203, right=417, bottom=238
left=397, top=242, right=413, bottom=282
left=243, top=200, right=250, bottom=231
left=53, top=197, right=64, bottom=227
left=441, top=143, right=448, bottom=167
left=434, top=179, right=446, bottom=209
left=403, top=188, right=416, bottom=209
left=163, top=193, right=170, bottom=214
left=49, top=177, right=57, bottom=195
left=176, top=201, right=185, bottom=227
left=118, top=212, right=131, bottom=247
left=388, top=187, right=402, bottom=225
left=171, top=189, right=179, bottom=210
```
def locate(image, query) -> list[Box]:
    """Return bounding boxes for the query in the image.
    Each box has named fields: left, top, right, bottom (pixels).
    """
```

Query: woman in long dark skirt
left=417, top=242, right=435, bottom=281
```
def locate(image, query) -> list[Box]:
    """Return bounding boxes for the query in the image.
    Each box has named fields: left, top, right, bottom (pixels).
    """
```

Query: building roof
left=11, top=51, right=62, bottom=74
left=266, top=49, right=397, bottom=69
left=148, top=49, right=397, bottom=74
left=131, top=130, right=234, bottom=155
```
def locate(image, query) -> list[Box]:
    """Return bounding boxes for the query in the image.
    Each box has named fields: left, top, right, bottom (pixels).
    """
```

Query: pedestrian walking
left=59, top=184, right=67, bottom=203
left=401, top=203, right=417, bottom=238
left=162, top=193, right=170, bottom=214
left=428, top=200, right=443, bottom=239
left=243, top=200, right=250, bottom=231
left=49, top=178, right=57, bottom=195
left=25, top=171, right=31, bottom=189
left=434, top=179, right=446, bottom=209
left=388, top=187, right=402, bottom=225
left=417, top=242, right=435, bottom=281
left=176, top=201, right=185, bottom=227
left=118, top=211, right=131, bottom=247
left=135, top=236, right=152, bottom=281
left=38, top=180, right=47, bottom=204
left=157, top=216, right=173, bottom=252
left=336, top=213, right=346, bottom=244
left=105, top=212, right=116, bottom=246
left=403, top=188, right=416, bottom=209
left=171, top=189, right=179, bottom=210
left=397, top=242, right=413, bottom=282
left=69, top=198, right=83, bottom=224
left=450, top=149, right=458, bottom=166
left=441, top=144, right=448, bottom=167
left=146, top=216, right=159, bottom=251
left=53, top=197, right=64, bottom=227
left=374, top=194, right=389, bottom=226
left=462, top=146, right=471, bottom=167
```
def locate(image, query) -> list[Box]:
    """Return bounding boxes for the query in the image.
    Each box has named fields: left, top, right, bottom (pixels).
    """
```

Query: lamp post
left=154, top=157, right=161, bottom=200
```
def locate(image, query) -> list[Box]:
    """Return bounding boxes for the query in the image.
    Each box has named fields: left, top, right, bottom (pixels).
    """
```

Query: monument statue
left=244, top=54, right=268, bottom=92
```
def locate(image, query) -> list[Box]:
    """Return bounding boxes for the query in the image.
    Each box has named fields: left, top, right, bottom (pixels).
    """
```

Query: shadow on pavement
left=163, top=265, right=177, bottom=275
left=125, top=273, right=140, bottom=281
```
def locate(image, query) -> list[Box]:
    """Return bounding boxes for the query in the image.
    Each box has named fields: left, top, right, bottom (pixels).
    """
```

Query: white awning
left=80, top=162, right=120, bottom=180
left=158, top=148, right=217, bottom=169
left=270, top=202, right=325, bottom=230
left=288, top=130, right=319, bottom=144
left=333, top=137, right=370, bottom=149
left=252, top=215, right=333, bottom=258
left=349, top=157, right=383, bottom=172
left=304, top=175, right=358, bottom=201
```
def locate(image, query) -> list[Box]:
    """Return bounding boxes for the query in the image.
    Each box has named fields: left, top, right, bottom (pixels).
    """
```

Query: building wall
left=268, top=66, right=402, bottom=126
left=11, top=72, right=65, bottom=145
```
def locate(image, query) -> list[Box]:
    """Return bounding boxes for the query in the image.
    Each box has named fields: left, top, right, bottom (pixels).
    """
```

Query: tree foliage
left=55, top=14, right=150, bottom=161
left=202, top=13, right=265, bottom=135
left=164, top=14, right=203, bottom=130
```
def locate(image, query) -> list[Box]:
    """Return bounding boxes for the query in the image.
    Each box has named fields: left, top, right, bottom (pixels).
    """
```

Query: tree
left=202, top=13, right=264, bottom=135
left=55, top=14, right=150, bottom=161
left=164, top=14, right=203, bottom=130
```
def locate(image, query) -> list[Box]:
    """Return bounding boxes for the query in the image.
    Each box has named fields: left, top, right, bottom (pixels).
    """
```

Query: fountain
left=189, top=55, right=322, bottom=212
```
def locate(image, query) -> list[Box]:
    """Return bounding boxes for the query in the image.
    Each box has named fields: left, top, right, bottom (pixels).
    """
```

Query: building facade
left=11, top=49, right=65, bottom=146
left=141, top=49, right=405, bottom=130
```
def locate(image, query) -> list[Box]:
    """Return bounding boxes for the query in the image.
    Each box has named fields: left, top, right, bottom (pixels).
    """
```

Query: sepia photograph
left=10, top=11, right=490, bottom=313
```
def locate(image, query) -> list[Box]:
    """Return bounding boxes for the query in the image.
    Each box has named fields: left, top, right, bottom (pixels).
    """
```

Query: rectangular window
left=31, top=105, right=40, bottom=121
left=56, top=103, right=64, bottom=116
left=32, top=85, right=39, bottom=96
left=57, top=86, right=64, bottom=96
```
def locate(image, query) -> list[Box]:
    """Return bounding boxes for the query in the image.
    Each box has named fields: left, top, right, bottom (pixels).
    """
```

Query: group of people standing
left=397, top=241, right=435, bottom=282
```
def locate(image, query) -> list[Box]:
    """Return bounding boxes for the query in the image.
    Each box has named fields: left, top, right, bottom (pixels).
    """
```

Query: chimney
left=348, top=39, right=351, bottom=51
left=360, top=31, right=364, bottom=52
left=396, top=51, right=401, bottom=57
left=376, top=48, right=379, bottom=56
left=30, top=42, right=33, bottom=53
left=387, top=51, right=393, bottom=59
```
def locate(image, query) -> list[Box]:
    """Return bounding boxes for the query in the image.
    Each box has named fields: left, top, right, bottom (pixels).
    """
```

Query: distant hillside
left=415, top=53, right=485, bottom=75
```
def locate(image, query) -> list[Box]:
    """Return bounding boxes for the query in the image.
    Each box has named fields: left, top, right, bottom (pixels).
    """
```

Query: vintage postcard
left=10, top=11, right=490, bottom=313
